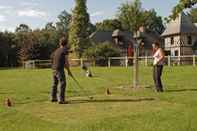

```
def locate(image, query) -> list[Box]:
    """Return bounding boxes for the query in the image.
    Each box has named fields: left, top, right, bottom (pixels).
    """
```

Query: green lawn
left=0, top=66, right=197, bottom=131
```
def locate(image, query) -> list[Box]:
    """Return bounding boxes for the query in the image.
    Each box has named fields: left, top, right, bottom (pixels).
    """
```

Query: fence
left=23, top=55, right=197, bottom=69
left=108, top=55, right=197, bottom=67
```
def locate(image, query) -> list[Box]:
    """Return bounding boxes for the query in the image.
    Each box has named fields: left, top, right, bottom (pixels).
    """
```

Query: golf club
left=69, top=75, right=94, bottom=100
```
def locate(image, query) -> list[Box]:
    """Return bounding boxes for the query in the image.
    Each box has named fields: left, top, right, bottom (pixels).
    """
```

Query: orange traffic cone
left=106, top=88, right=111, bottom=95
left=5, top=98, right=12, bottom=107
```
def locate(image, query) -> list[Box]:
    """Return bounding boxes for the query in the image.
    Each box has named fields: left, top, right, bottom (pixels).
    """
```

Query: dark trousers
left=153, top=65, right=164, bottom=92
left=51, top=70, right=66, bottom=101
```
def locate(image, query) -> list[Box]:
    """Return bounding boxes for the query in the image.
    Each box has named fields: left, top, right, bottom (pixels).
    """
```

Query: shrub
left=83, top=42, right=121, bottom=66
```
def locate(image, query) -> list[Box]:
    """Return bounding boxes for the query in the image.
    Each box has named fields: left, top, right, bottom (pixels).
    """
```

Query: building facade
left=161, top=12, right=197, bottom=56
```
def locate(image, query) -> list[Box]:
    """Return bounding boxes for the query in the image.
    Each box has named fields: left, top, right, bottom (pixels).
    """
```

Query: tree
left=69, top=0, right=90, bottom=57
left=15, top=22, right=62, bottom=64
left=117, top=0, right=164, bottom=34
left=83, top=42, right=121, bottom=66
left=95, top=19, right=122, bottom=31
left=87, top=23, right=96, bottom=35
left=17, top=30, right=59, bottom=63
left=0, top=32, right=18, bottom=67
left=188, top=7, right=197, bottom=23
left=56, top=10, right=72, bottom=33
left=18, top=33, right=40, bottom=62
left=167, top=0, right=197, bottom=21
left=45, top=22, right=56, bottom=31
left=118, top=0, right=143, bottom=32
left=15, top=24, right=32, bottom=33
left=38, top=29, right=59, bottom=59
left=0, top=32, right=11, bottom=66
left=142, top=9, right=165, bottom=34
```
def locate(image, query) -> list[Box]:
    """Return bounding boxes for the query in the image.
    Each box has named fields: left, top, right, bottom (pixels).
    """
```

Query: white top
left=153, top=48, right=165, bottom=65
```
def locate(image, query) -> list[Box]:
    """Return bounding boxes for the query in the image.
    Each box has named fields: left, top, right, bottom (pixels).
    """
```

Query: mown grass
left=0, top=66, right=197, bottom=131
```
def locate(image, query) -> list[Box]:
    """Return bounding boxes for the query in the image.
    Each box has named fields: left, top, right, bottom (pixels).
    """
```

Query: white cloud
left=0, top=6, right=14, bottom=15
left=17, top=9, right=47, bottom=18
left=0, top=15, right=6, bottom=22
left=0, top=25, right=15, bottom=32
left=90, top=11, right=104, bottom=17
left=0, top=6, right=13, bottom=10
left=20, top=2, right=39, bottom=7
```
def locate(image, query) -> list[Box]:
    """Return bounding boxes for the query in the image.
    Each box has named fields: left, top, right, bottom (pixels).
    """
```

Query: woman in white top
left=152, top=41, right=165, bottom=92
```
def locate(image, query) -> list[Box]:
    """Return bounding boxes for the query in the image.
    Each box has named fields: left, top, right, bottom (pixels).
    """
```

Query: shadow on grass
left=0, top=92, right=15, bottom=95
left=15, top=99, right=47, bottom=105
left=0, top=68, right=10, bottom=70
left=0, top=67, right=20, bottom=70
left=69, top=97, right=155, bottom=104
left=166, top=89, right=197, bottom=93
left=13, top=97, right=155, bottom=105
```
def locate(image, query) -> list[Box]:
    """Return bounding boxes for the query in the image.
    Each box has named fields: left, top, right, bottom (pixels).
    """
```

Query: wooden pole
left=133, top=46, right=139, bottom=88
left=80, top=58, right=83, bottom=67
left=125, top=56, right=128, bottom=68
left=193, top=55, right=196, bottom=66
left=108, top=58, right=111, bottom=68
left=168, top=55, right=171, bottom=67
left=145, top=55, right=148, bottom=66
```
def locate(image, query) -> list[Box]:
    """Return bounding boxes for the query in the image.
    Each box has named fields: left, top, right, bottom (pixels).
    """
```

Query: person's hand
left=153, top=61, right=157, bottom=66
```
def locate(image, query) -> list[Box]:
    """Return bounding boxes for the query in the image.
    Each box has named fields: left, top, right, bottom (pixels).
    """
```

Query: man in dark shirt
left=51, top=36, right=72, bottom=104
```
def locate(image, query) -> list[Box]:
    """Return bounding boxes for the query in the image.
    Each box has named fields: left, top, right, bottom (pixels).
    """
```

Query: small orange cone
left=106, top=88, right=111, bottom=95
left=5, top=98, right=12, bottom=107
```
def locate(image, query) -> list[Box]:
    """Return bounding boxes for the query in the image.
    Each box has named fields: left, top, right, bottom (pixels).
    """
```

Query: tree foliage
left=69, top=0, right=90, bottom=57
left=167, top=0, right=197, bottom=22
left=15, top=24, right=32, bottom=33
left=117, top=0, right=164, bottom=34
left=83, top=42, right=121, bottom=65
left=95, top=19, right=122, bottom=31
left=56, top=10, right=72, bottom=33
left=118, top=0, right=143, bottom=32
left=0, top=32, right=18, bottom=66
left=188, top=7, right=197, bottom=23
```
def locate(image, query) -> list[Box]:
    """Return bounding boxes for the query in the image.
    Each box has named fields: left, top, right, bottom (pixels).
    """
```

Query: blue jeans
left=51, top=70, right=66, bottom=101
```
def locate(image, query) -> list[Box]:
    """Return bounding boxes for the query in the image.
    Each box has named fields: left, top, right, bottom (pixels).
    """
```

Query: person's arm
left=156, top=48, right=165, bottom=65
left=65, top=55, right=73, bottom=77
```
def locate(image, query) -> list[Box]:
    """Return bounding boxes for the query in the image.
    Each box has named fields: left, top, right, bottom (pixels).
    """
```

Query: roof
left=89, top=29, right=160, bottom=49
left=141, top=30, right=162, bottom=49
left=89, top=31, right=113, bottom=43
left=193, top=40, right=197, bottom=50
left=89, top=30, right=132, bottom=44
left=112, top=29, right=124, bottom=37
left=161, top=12, right=197, bottom=37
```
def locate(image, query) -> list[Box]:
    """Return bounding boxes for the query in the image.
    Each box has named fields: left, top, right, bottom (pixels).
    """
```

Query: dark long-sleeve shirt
left=51, top=47, right=68, bottom=71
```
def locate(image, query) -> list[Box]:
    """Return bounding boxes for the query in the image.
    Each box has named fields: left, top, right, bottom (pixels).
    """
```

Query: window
left=188, top=36, right=192, bottom=45
left=171, top=37, right=174, bottom=45
left=165, top=51, right=171, bottom=56
left=175, top=50, right=179, bottom=56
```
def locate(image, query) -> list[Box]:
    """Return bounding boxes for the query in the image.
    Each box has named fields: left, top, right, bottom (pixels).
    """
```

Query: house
left=89, top=28, right=161, bottom=57
left=161, top=12, right=197, bottom=56
left=89, top=31, right=114, bottom=44
left=89, top=29, right=133, bottom=57
left=137, top=28, right=161, bottom=56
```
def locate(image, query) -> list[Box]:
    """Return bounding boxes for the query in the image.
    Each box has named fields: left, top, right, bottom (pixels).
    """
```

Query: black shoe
left=58, top=101, right=69, bottom=104
left=156, top=89, right=164, bottom=93
left=51, top=99, right=58, bottom=102
left=159, top=89, right=164, bottom=92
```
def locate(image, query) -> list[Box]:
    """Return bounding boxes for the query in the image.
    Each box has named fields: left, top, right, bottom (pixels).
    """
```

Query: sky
left=0, top=0, right=179, bottom=32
